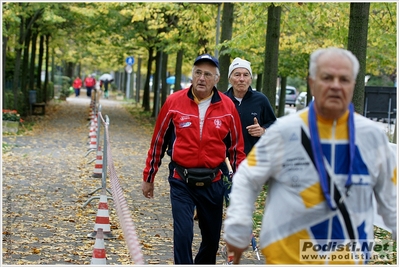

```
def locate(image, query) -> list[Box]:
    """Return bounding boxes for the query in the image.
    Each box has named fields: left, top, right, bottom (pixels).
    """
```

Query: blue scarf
left=308, top=101, right=355, bottom=210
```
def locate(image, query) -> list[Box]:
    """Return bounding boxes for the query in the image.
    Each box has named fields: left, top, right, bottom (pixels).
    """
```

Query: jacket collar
left=226, top=86, right=253, bottom=101
left=188, top=86, right=222, bottom=104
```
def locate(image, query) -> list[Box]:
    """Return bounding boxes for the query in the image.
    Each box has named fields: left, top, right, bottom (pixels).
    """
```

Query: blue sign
left=126, top=56, right=135, bottom=65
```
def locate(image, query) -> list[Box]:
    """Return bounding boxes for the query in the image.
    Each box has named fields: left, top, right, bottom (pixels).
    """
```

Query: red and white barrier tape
left=99, top=113, right=144, bottom=265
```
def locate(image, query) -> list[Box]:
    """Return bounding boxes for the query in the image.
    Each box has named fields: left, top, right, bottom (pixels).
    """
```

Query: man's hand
left=142, top=181, right=154, bottom=198
left=246, top=117, right=266, bottom=137
left=225, top=242, right=246, bottom=264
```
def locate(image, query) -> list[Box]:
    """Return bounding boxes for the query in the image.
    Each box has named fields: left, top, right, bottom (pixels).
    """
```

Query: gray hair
left=309, top=47, right=360, bottom=80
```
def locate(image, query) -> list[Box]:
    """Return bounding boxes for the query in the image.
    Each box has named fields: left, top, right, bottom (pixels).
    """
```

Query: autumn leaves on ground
left=2, top=97, right=178, bottom=265
left=2, top=97, right=260, bottom=265
left=3, top=96, right=395, bottom=265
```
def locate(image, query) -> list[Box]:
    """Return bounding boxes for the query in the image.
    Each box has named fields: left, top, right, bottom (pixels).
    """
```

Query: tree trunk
left=21, top=27, right=32, bottom=113
left=51, top=48, right=56, bottom=84
left=174, top=49, right=184, bottom=92
left=44, top=34, right=50, bottom=103
left=256, top=73, right=262, bottom=92
left=66, top=62, right=74, bottom=79
left=218, top=2, right=234, bottom=91
left=161, top=51, right=168, bottom=106
left=11, top=7, right=43, bottom=110
left=76, top=62, right=81, bottom=78
left=142, top=46, right=154, bottom=112
left=277, top=76, right=287, bottom=117
left=262, top=4, right=281, bottom=115
left=152, top=50, right=162, bottom=118
left=347, top=3, right=370, bottom=115
left=136, top=57, right=142, bottom=104
left=37, top=34, right=44, bottom=91
left=3, top=28, right=8, bottom=108
left=12, top=16, right=25, bottom=110
left=29, top=30, right=38, bottom=92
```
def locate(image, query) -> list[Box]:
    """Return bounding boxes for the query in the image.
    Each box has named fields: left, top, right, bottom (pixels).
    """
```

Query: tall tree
left=218, top=3, right=234, bottom=91
left=11, top=6, right=43, bottom=111
left=28, top=26, right=38, bottom=93
left=43, top=34, right=50, bottom=102
left=142, top=47, right=154, bottom=112
left=262, top=4, right=281, bottom=114
left=152, top=50, right=162, bottom=117
left=20, top=21, right=33, bottom=113
left=3, top=2, right=396, bottom=113
left=161, top=52, right=168, bottom=105
left=36, top=34, right=44, bottom=91
left=347, top=3, right=370, bottom=115
left=174, top=49, right=184, bottom=92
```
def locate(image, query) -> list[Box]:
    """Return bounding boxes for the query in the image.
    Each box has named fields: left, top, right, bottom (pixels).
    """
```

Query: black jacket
left=224, top=86, right=277, bottom=155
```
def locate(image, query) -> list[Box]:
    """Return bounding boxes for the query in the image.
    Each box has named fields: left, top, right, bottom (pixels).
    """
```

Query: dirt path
left=2, top=95, right=263, bottom=265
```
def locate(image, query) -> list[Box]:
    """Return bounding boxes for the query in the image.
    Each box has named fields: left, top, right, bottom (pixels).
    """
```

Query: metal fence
left=363, top=86, right=396, bottom=122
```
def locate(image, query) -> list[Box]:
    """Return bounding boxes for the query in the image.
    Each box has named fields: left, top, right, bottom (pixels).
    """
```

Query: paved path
left=2, top=95, right=263, bottom=265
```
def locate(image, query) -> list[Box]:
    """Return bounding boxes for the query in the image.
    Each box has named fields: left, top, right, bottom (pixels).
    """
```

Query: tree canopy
left=3, top=2, right=396, bottom=77
left=2, top=2, right=397, bottom=114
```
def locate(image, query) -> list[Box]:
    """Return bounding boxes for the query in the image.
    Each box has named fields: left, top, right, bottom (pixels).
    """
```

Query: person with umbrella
left=99, top=73, right=114, bottom=99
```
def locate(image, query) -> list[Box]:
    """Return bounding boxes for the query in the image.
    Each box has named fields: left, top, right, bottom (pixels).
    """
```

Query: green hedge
left=3, top=82, right=55, bottom=116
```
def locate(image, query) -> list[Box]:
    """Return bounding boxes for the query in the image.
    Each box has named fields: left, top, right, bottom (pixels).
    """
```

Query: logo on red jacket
left=180, top=122, right=191, bottom=128
left=214, top=119, right=222, bottom=128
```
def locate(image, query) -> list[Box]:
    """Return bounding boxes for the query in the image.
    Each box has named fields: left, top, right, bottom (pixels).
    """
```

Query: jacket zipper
left=328, top=119, right=337, bottom=240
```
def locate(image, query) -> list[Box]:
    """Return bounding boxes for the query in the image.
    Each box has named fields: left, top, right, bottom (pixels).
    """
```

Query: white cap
left=228, top=57, right=252, bottom=78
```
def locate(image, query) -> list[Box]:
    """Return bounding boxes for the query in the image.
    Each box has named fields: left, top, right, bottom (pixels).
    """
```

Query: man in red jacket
left=142, top=54, right=246, bottom=264
left=84, top=74, right=96, bottom=97
left=72, top=76, right=82, bottom=97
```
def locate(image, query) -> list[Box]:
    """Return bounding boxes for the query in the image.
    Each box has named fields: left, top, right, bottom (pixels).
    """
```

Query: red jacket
left=73, top=78, right=82, bottom=89
left=143, top=86, right=246, bottom=183
left=84, top=77, right=96, bottom=87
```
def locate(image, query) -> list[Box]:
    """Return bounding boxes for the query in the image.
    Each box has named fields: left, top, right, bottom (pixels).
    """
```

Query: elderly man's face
left=229, top=68, right=252, bottom=94
left=309, top=53, right=355, bottom=120
left=192, top=62, right=219, bottom=100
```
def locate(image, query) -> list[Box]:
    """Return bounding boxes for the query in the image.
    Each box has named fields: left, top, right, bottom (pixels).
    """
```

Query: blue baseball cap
left=194, top=54, right=219, bottom=69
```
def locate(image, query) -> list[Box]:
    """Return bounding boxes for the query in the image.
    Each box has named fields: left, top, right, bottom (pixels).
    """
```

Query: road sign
left=126, top=56, right=135, bottom=66
left=125, top=65, right=132, bottom=74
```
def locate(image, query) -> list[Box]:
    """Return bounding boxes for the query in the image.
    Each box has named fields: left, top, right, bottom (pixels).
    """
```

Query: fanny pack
left=174, top=163, right=219, bottom=188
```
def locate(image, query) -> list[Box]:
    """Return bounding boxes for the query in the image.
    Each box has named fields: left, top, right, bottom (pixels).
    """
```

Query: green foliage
left=366, top=75, right=395, bottom=87
left=4, top=53, right=16, bottom=80
left=54, top=75, right=71, bottom=86
left=59, top=84, right=72, bottom=97
left=111, top=83, right=118, bottom=91
left=3, top=91, right=25, bottom=114
left=370, top=226, right=397, bottom=264
left=2, top=110, right=22, bottom=122
left=2, top=142, right=14, bottom=154
left=3, top=2, right=396, bottom=102
left=287, top=77, right=307, bottom=92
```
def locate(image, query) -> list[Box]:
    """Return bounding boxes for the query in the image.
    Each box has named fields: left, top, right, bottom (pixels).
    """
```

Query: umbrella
left=99, top=73, right=114, bottom=82
left=166, top=76, right=175, bottom=85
